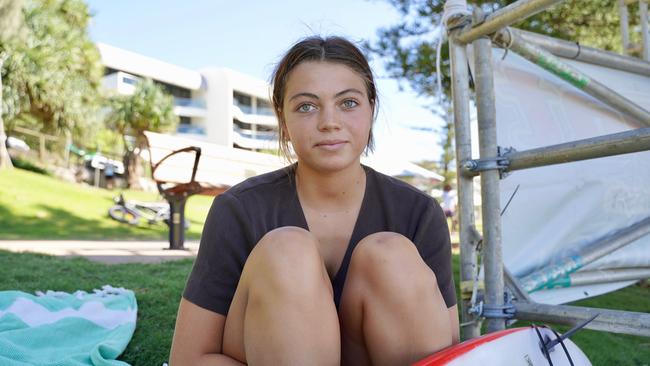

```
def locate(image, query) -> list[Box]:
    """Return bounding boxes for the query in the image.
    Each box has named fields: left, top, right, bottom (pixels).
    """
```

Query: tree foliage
left=371, top=0, right=632, bottom=102
left=0, top=0, right=26, bottom=169
left=2, top=0, right=103, bottom=135
left=370, top=0, right=633, bottom=185
left=106, top=78, right=178, bottom=188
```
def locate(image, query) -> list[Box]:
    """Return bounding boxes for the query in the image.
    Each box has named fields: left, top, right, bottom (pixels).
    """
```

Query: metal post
left=619, top=0, right=631, bottom=56
left=473, top=36, right=505, bottom=332
left=454, top=0, right=565, bottom=44
left=449, top=36, right=481, bottom=339
left=94, top=166, right=100, bottom=188
left=39, top=134, right=46, bottom=161
left=64, top=132, right=71, bottom=168
left=486, top=127, right=650, bottom=173
left=641, top=0, right=650, bottom=61
left=494, top=29, right=650, bottom=127
left=543, top=267, right=650, bottom=288
left=504, top=267, right=531, bottom=302
left=519, top=215, right=650, bottom=292
left=168, top=196, right=187, bottom=250
left=514, top=301, right=650, bottom=337
left=515, top=28, right=650, bottom=77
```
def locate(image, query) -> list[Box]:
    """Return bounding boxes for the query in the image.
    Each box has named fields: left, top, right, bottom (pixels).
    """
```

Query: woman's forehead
left=284, top=61, right=367, bottom=98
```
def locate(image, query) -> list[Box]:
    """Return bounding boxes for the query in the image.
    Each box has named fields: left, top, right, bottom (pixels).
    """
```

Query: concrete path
left=0, top=240, right=199, bottom=265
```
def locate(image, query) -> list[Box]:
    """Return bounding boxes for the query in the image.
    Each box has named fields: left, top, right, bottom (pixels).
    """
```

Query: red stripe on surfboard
left=412, top=327, right=528, bottom=366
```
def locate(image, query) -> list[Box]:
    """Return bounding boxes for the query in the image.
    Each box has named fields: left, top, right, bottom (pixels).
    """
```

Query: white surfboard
left=413, top=326, right=591, bottom=366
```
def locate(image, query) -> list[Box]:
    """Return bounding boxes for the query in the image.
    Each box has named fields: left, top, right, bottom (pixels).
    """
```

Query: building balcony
left=232, top=105, right=277, bottom=127
left=233, top=127, right=278, bottom=150
left=175, top=97, right=206, bottom=109
left=174, top=97, right=207, bottom=118
left=176, top=124, right=207, bottom=135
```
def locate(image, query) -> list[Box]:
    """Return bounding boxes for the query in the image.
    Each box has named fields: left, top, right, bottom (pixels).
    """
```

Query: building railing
left=233, top=126, right=277, bottom=141
left=176, top=124, right=206, bottom=135
left=174, top=97, right=206, bottom=109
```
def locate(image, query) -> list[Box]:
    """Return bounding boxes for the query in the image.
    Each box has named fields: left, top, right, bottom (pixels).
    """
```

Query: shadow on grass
left=0, top=202, right=184, bottom=240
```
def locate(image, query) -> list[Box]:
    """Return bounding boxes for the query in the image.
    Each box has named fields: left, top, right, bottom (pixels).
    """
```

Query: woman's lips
left=315, top=140, right=347, bottom=150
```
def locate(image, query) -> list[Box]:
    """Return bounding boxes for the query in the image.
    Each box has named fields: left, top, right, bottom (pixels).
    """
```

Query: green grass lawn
left=1, top=168, right=649, bottom=365
left=1, top=251, right=648, bottom=365
left=0, top=168, right=214, bottom=240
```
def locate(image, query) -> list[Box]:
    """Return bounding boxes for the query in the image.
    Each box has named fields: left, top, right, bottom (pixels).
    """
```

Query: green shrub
left=11, top=157, right=51, bottom=176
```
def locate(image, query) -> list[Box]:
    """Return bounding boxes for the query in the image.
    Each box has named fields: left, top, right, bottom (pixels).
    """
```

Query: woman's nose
left=317, top=106, right=341, bottom=131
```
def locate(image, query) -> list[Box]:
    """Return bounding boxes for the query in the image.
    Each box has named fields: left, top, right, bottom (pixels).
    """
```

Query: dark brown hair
left=271, top=36, right=378, bottom=161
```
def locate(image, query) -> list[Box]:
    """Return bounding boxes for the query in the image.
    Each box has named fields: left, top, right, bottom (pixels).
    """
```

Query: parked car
left=6, top=136, right=30, bottom=152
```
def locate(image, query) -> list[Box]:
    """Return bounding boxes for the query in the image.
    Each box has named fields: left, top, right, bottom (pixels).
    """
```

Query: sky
left=85, top=0, right=446, bottom=162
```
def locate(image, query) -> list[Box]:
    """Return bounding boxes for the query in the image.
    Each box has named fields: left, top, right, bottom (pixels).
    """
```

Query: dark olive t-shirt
left=183, top=164, right=456, bottom=315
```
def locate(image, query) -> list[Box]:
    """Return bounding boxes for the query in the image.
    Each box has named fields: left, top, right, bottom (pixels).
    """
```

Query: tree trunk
left=0, top=57, right=14, bottom=169
left=122, top=134, right=145, bottom=189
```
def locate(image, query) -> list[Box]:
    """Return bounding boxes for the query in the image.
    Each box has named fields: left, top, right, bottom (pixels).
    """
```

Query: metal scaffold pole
left=619, top=0, right=631, bottom=56
left=454, top=0, right=565, bottom=44
left=473, top=35, right=506, bottom=333
left=463, top=127, right=650, bottom=175
left=519, top=215, right=650, bottom=292
left=493, top=28, right=650, bottom=127
left=514, top=302, right=650, bottom=337
left=449, top=35, right=481, bottom=339
left=641, top=0, right=650, bottom=61
left=515, top=28, right=650, bottom=77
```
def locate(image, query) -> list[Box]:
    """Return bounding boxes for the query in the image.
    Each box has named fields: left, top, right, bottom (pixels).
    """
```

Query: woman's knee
left=246, top=226, right=329, bottom=294
left=348, top=232, right=437, bottom=289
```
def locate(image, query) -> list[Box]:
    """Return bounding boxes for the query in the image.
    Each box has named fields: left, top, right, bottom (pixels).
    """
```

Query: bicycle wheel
left=108, top=205, right=140, bottom=225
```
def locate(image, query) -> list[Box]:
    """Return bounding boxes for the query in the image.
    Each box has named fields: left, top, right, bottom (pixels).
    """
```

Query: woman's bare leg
left=339, top=232, right=452, bottom=366
left=222, top=226, right=340, bottom=366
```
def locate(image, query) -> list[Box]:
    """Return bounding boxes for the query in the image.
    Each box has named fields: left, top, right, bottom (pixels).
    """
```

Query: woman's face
left=282, top=61, right=373, bottom=174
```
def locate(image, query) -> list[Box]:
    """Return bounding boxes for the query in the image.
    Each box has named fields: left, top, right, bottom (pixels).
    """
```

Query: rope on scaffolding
left=436, top=23, right=447, bottom=106
left=443, top=0, right=471, bottom=28
left=570, top=42, right=582, bottom=60
left=497, top=27, right=516, bottom=60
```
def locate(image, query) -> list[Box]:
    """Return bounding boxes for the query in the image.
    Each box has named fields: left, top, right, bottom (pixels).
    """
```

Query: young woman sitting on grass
left=170, top=35, right=459, bottom=366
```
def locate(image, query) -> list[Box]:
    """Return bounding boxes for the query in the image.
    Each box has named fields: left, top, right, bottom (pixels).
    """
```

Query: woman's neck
left=295, top=161, right=366, bottom=211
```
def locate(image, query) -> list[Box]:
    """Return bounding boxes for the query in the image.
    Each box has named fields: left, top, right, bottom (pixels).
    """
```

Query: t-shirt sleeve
left=413, top=197, right=457, bottom=308
left=183, top=192, right=254, bottom=315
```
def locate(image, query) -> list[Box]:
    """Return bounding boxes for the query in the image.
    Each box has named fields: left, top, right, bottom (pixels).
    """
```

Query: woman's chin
left=300, top=156, right=361, bottom=174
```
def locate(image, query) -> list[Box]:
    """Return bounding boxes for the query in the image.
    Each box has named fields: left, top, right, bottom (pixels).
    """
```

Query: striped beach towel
left=0, top=285, right=137, bottom=365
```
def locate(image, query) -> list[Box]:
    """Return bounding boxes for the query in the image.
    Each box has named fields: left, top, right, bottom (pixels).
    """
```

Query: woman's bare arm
left=169, top=298, right=245, bottom=366
left=448, top=304, right=460, bottom=344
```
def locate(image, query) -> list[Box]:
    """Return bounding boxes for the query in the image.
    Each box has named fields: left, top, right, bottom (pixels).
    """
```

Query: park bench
left=142, top=131, right=284, bottom=250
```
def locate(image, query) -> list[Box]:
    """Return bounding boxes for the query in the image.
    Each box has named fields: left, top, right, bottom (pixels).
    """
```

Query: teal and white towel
left=0, top=285, right=137, bottom=366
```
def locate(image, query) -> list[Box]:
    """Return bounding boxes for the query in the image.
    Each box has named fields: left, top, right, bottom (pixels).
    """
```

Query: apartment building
left=97, top=43, right=278, bottom=151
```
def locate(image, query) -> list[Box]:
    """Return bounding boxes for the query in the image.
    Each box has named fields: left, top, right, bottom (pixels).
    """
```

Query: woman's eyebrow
left=335, top=88, right=364, bottom=98
left=289, top=92, right=318, bottom=102
left=289, top=88, right=364, bottom=102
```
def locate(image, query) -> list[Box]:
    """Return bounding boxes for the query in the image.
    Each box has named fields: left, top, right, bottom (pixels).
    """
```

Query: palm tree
left=106, top=78, right=178, bottom=188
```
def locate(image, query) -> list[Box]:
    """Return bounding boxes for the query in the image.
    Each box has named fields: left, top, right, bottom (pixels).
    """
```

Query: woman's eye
left=342, top=99, right=359, bottom=109
left=297, top=104, right=315, bottom=113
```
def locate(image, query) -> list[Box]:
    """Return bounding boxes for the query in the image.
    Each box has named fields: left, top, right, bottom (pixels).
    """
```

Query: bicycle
left=108, top=193, right=189, bottom=230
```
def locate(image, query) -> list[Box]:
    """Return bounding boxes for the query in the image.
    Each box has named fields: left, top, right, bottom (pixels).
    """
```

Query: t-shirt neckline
left=291, top=163, right=372, bottom=282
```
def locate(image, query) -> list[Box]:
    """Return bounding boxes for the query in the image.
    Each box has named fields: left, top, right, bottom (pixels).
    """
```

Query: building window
left=179, top=116, right=191, bottom=125
left=234, top=91, right=252, bottom=113
left=257, top=99, right=274, bottom=116
left=122, top=76, right=139, bottom=85
left=158, top=81, right=191, bottom=99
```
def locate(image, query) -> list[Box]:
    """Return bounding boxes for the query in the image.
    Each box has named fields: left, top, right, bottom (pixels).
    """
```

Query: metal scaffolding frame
left=446, top=0, right=650, bottom=340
